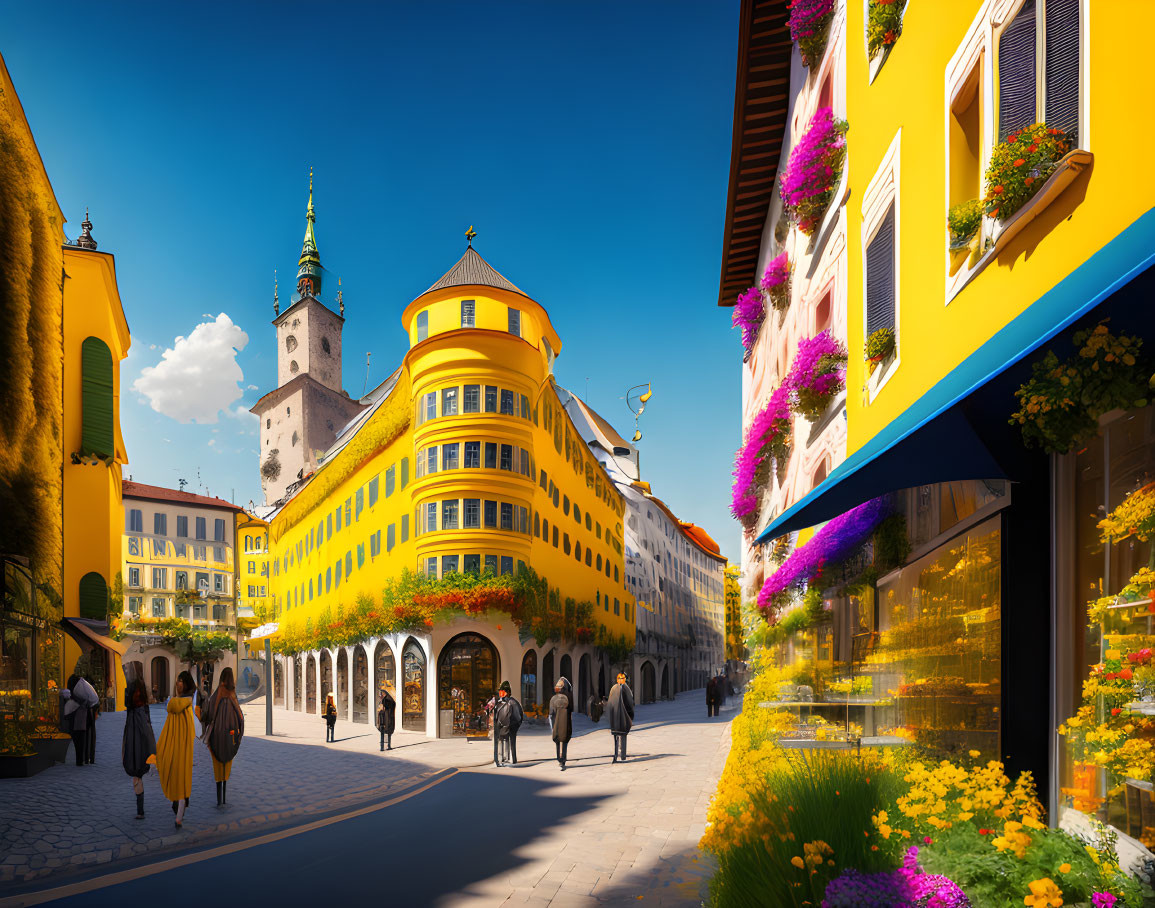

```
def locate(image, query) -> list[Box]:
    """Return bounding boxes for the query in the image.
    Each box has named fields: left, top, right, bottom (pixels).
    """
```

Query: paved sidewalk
left=0, top=689, right=735, bottom=903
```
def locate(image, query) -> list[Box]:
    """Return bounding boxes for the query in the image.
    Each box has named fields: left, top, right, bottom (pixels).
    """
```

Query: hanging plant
left=983, top=123, right=1071, bottom=221
left=731, top=385, right=793, bottom=531
left=780, top=108, right=849, bottom=236
left=732, top=286, right=766, bottom=353
left=867, top=0, right=906, bottom=57
left=761, top=252, right=791, bottom=312
left=948, top=200, right=983, bottom=249
left=788, top=0, right=835, bottom=68
left=789, top=330, right=847, bottom=421
left=1010, top=322, right=1151, bottom=453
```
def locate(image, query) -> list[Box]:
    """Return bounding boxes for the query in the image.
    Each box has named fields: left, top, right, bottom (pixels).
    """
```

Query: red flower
left=884, top=30, right=897, bottom=44
left=1013, top=158, right=1026, bottom=167
left=1027, top=144, right=1038, bottom=153
left=1112, top=707, right=1122, bottom=716
left=1025, top=177, right=1035, bottom=186
left=992, top=186, right=1004, bottom=194
left=979, top=828, right=991, bottom=835
left=1121, top=668, right=1134, bottom=680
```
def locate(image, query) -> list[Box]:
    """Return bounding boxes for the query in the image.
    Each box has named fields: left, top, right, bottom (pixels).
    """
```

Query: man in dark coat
left=493, top=681, right=524, bottom=767
left=606, top=671, right=635, bottom=763
left=706, top=676, right=718, bottom=717
left=549, top=678, right=573, bottom=771
left=377, top=688, right=396, bottom=751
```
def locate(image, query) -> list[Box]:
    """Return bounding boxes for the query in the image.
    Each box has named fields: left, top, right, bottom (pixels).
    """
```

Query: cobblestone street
left=0, top=691, right=734, bottom=905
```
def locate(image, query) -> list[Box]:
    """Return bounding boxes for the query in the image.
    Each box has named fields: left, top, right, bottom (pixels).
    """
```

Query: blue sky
left=5, top=1, right=743, bottom=559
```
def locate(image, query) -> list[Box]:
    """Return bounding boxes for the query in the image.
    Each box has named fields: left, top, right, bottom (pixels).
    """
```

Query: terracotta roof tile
left=122, top=480, right=241, bottom=511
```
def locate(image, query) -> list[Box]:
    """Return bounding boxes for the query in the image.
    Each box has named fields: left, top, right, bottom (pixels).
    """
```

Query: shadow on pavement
left=588, top=842, right=716, bottom=907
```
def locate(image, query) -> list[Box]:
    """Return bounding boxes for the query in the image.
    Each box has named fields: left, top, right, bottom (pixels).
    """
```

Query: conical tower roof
left=297, top=169, right=322, bottom=296
left=419, top=246, right=528, bottom=300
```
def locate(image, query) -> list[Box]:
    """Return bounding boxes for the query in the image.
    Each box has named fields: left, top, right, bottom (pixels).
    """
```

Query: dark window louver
left=1045, top=0, right=1080, bottom=144
left=999, top=0, right=1037, bottom=141
left=78, top=572, right=109, bottom=621
left=865, top=206, right=896, bottom=337
left=80, top=337, right=115, bottom=460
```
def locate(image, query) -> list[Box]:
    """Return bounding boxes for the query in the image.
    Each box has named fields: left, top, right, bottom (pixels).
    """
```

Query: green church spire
left=297, top=168, right=322, bottom=297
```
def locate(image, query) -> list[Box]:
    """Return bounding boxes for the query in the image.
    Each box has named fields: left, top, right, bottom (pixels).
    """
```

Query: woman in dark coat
left=199, top=667, right=244, bottom=806
left=549, top=678, right=573, bottom=771
left=324, top=694, right=338, bottom=742
left=706, top=676, right=718, bottom=717
left=122, top=677, right=156, bottom=819
left=377, top=687, right=396, bottom=751
left=607, top=671, right=635, bottom=764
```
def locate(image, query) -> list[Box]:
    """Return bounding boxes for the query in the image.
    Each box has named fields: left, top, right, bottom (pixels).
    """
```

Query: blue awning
left=756, top=206, right=1155, bottom=543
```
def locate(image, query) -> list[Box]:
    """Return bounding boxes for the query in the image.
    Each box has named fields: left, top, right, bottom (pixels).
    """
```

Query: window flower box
left=731, top=386, right=792, bottom=532
left=789, top=0, right=835, bottom=69
left=867, top=0, right=905, bottom=58
left=789, top=331, right=847, bottom=421
left=780, top=108, right=848, bottom=237
left=761, top=252, right=791, bottom=312
left=864, top=327, right=895, bottom=375
left=984, top=123, right=1072, bottom=222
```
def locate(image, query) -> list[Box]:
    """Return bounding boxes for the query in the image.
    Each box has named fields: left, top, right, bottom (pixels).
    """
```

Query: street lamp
left=625, top=383, right=652, bottom=444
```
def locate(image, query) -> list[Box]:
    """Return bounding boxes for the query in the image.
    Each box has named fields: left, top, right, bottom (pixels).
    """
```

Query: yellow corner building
left=259, top=201, right=635, bottom=737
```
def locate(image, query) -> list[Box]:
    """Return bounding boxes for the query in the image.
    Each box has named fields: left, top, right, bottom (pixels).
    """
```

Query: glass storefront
left=438, top=634, right=497, bottom=737
left=352, top=645, right=368, bottom=723
left=521, top=650, right=536, bottom=707
left=402, top=640, right=425, bottom=731
left=1, top=557, right=64, bottom=726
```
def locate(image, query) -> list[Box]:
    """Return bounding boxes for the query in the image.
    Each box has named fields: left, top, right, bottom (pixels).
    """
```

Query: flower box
left=780, top=108, right=848, bottom=237
left=789, top=0, right=834, bottom=69
left=0, top=750, right=55, bottom=778
left=29, top=734, right=70, bottom=764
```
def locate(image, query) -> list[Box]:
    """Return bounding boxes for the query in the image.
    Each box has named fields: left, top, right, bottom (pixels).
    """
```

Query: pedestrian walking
left=199, top=667, right=244, bottom=807
left=493, top=681, right=524, bottom=767
left=86, top=677, right=101, bottom=763
left=62, top=674, right=98, bottom=766
left=607, top=671, right=635, bottom=764
left=121, top=677, right=156, bottom=819
left=715, top=673, right=728, bottom=709
left=377, top=688, right=396, bottom=751
left=549, top=678, right=572, bottom=771
left=706, top=676, right=718, bottom=717
left=324, top=693, right=338, bottom=742
left=157, top=671, right=196, bottom=828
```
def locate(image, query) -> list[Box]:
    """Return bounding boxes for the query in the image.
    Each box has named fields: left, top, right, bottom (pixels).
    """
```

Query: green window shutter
left=79, top=572, right=109, bottom=620
left=81, top=337, right=115, bottom=460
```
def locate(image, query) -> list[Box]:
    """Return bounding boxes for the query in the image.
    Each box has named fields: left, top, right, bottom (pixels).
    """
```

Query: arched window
left=80, top=337, right=114, bottom=460
left=79, top=572, right=109, bottom=620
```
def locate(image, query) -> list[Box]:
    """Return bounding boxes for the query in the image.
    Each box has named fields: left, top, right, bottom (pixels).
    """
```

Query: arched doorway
left=521, top=650, right=537, bottom=708
left=274, top=658, right=284, bottom=705
left=306, top=654, right=317, bottom=714
left=560, top=653, right=572, bottom=687
left=150, top=657, right=169, bottom=701
left=293, top=657, right=302, bottom=710
left=320, top=650, right=333, bottom=708
left=402, top=639, right=426, bottom=732
left=598, top=658, right=608, bottom=698
left=374, top=640, right=396, bottom=698
left=352, top=645, right=369, bottom=723
left=660, top=664, right=669, bottom=700
left=641, top=661, right=656, bottom=704
left=438, top=633, right=498, bottom=737
left=542, top=650, right=555, bottom=698
left=578, top=654, right=592, bottom=714
left=336, top=650, right=349, bottom=720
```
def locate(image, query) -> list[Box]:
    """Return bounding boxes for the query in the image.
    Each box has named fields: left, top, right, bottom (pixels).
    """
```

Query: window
left=196, top=572, right=209, bottom=593
left=463, top=384, right=480, bottom=413
left=128, top=596, right=141, bottom=616
left=442, top=500, right=459, bottom=530
left=335, top=559, right=342, bottom=586
left=196, top=516, right=207, bottom=540
left=442, top=387, right=459, bottom=416
left=484, top=555, right=498, bottom=575
left=534, top=512, right=540, bottom=537
left=176, top=515, right=188, bottom=538
left=80, top=336, right=114, bottom=459
left=424, top=392, right=437, bottom=422
left=949, top=52, right=985, bottom=225
left=500, top=503, right=513, bottom=531
left=426, top=446, right=439, bottom=475
left=575, top=541, right=582, bottom=562
left=214, top=573, right=225, bottom=593
left=400, top=457, right=410, bottom=489
left=345, top=498, right=352, bottom=524
left=552, top=526, right=559, bottom=547
left=424, top=502, right=438, bottom=533
left=500, top=389, right=515, bottom=415
left=401, top=514, right=410, bottom=542
left=384, top=465, right=396, bottom=498
left=501, top=556, right=514, bottom=576
left=464, top=553, right=481, bottom=574
left=464, top=441, right=480, bottom=469
left=998, top=0, right=1080, bottom=144
left=461, top=299, right=475, bottom=328
left=176, top=571, right=188, bottom=590
left=357, top=543, right=366, bottom=569
left=370, top=531, right=381, bottom=558
left=500, top=444, right=513, bottom=471
left=518, top=507, right=528, bottom=534
left=563, top=495, right=570, bottom=516
left=128, top=509, right=143, bottom=532
left=484, top=500, right=498, bottom=528
left=865, top=204, right=896, bottom=340
left=464, top=499, right=481, bottom=529
left=573, top=504, right=581, bottom=524
left=426, top=557, right=438, bottom=578
left=335, top=506, right=342, bottom=532
left=387, top=524, right=396, bottom=551
left=539, top=469, right=548, bottom=491
left=507, top=308, right=521, bottom=336
left=442, top=555, right=459, bottom=575
left=356, top=487, right=365, bottom=518
left=484, top=386, right=498, bottom=413
left=152, top=598, right=166, bottom=618
left=212, top=518, right=224, bottom=542
left=346, top=551, right=353, bottom=576
left=484, top=443, right=497, bottom=470
left=442, top=443, right=459, bottom=471
left=214, top=545, right=225, bottom=563
left=416, top=310, right=429, bottom=342
left=520, top=395, right=530, bottom=419
left=563, top=533, right=571, bottom=555
left=614, top=598, right=621, bottom=616
left=369, top=476, right=379, bottom=506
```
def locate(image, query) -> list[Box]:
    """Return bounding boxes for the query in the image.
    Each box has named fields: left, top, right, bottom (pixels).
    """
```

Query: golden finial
left=465, top=225, right=477, bottom=247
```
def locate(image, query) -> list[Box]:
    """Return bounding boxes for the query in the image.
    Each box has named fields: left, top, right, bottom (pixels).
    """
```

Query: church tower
left=251, top=172, right=366, bottom=505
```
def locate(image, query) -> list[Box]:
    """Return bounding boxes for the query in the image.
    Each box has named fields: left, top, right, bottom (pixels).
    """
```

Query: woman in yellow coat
left=157, top=670, right=196, bottom=828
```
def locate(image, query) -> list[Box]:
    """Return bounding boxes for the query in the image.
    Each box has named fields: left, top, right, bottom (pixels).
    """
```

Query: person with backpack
left=323, top=693, right=338, bottom=742
left=607, top=671, right=635, bottom=764
left=62, top=674, right=99, bottom=766
left=549, top=678, right=573, bottom=771
left=199, top=667, right=244, bottom=807
left=122, top=677, right=156, bottom=819
left=493, top=681, right=524, bottom=767
left=377, top=687, right=396, bottom=751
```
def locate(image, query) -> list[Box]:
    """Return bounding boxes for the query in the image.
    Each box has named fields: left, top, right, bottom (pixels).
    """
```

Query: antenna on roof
left=363, top=352, right=372, bottom=396
left=178, top=478, right=188, bottom=492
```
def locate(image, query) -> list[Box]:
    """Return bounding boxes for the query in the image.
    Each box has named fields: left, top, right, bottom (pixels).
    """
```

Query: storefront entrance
left=402, top=639, right=425, bottom=732
left=352, top=645, right=368, bottom=723
left=151, top=657, right=169, bottom=701
left=438, top=633, right=498, bottom=737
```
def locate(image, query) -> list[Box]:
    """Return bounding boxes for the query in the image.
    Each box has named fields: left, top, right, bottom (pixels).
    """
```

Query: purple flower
left=731, top=286, right=765, bottom=352
left=757, top=496, right=891, bottom=614
left=1092, top=894, right=1118, bottom=908
left=788, top=330, right=847, bottom=419
left=731, top=385, right=792, bottom=522
left=821, top=868, right=917, bottom=908
left=761, top=252, right=791, bottom=311
left=780, top=108, right=848, bottom=234
left=788, top=0, right=835, bottom=65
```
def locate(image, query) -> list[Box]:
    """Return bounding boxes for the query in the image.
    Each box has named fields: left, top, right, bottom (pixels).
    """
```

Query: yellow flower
left=1058, top=863, right=1070, bottom=874
left=1023, top=877, right=1063, bottom=907
left=969, top=750, right=981, bottom=758
left=790, top=856, right=804, bottom=870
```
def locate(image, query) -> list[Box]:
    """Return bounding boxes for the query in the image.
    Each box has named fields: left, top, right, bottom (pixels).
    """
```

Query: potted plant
left=761, top=251, right=791, bottom=312
left=948, top=199, right=983, bottom=250
left=788, top=0, right=835, bottom=68
left=865, top=327, right=895, bottom=376
left=867, top=0, right=906, bottom=58
left=789, top=330, right=847, bottom=420
left=780, top=108, right=848, bottom=236
left=984, top=123, right=1072, bottom=221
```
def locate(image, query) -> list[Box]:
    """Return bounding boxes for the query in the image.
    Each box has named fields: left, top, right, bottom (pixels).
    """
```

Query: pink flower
left=731, top=286, right=765, bottom=352
left=779, top=109, right=847, bottom=235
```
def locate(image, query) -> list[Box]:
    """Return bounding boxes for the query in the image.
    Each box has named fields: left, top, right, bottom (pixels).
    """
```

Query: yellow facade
left=236, top=513, right=271, bottom=625
left=844, top=0, right=1155, bottom=449
left=270, top=252, right=634, bottom=644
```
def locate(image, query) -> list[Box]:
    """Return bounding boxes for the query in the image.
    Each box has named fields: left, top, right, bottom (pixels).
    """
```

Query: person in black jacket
left=377, top=688, right=396, bottom=751
left=324, top=694, right=338, bottom=742
left=549, top=678, right=573, bottom=771
left=607, top=672, right=635, bottom=763
left=122, top=678, right=157, bottom=819
left=706, top=676, right=718, bottom=717
left=492, top=681, right=524, bottom=767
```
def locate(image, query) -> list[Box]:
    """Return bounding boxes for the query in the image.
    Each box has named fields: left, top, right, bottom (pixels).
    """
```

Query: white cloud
left=246, top=384, right=259, bottom=391
left=132, top=314, right=249, bottom=424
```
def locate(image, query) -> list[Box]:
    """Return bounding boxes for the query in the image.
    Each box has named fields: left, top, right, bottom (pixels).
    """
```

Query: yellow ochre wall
left=236, top=513, right=271, bottom=625
left=844, top=0, right=1155, bottom=452
left=270, top=281, right=634, bottom=641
